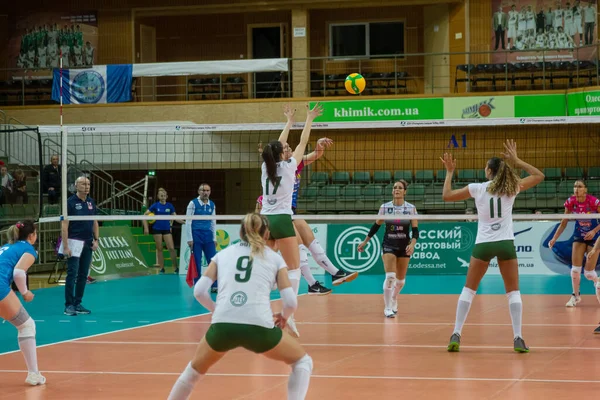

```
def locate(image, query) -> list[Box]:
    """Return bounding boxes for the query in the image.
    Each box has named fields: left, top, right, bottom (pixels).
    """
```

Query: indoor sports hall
left=1, top=0, right=600, bottom=399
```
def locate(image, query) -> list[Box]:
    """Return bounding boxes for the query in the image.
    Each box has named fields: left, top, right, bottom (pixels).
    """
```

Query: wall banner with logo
left=90, top=226, right=151, bottom=278
left=178, top=223, right=328, bottom=276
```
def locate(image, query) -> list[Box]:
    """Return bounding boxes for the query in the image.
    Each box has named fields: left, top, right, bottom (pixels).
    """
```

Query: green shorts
left=205, top=323, right=283, bottom=353
left=264, top=214, right=296, bottom=240
left=471, top=240, right=517, bottom=262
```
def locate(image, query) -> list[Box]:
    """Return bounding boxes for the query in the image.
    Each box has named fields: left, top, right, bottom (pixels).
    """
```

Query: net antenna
left=59, top=49, right=68, bottom=222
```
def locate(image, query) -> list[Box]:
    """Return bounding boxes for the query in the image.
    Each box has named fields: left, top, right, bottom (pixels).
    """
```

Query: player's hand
left=258, top=141, right=263, bottom=154
left=440, top=153, right=456, bottom=173
left=501, top=139, right=520, bottom=166
left=357, top=240, right=368, bottom=253
left=584, top=231, right=596, bottom=241
left=306, top=102, right=323, bottom=120
left=63, top=247, right=71, bottom=257
left=91, top=240, right=99, bottom=251
left=23, top=291, right=34, bottom=302
left=316, top=137, right=333, bottom=150
left=588, top=247, right=598, bottom=257
left=548, top=238, right=556, bottom=248
left=405, top=243, right=415, bottom=256
left=273, top=312, right=287, bottom=329
left=283, top=104, right=296, bottom=121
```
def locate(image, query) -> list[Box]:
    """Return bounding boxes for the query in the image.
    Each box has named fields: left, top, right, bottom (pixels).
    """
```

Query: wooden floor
left=1, top=291, right=599, bottom=399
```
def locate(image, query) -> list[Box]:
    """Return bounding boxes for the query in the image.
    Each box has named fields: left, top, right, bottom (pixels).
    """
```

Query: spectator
left=12, top=169, right=28, bottom=205
left=41, top=155, right=61, bottom=205
left=0, top=166, right=13, bottom=206
left=61, top=176, right=98, bottom=316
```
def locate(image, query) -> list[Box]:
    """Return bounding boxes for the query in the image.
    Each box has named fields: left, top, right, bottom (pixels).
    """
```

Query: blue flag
left=52, top=65, right=132, bottom=104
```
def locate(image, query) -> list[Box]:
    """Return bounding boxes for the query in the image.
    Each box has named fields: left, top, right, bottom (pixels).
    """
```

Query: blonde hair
left=6, top=226, right=19, bottom=244
left=486, top=157, right=521, bottom=197
left=6, top=221, right=36, bottom=244
left=239, top=213, right=269, bottom=258
left=157, top=188, right=167, bottom=196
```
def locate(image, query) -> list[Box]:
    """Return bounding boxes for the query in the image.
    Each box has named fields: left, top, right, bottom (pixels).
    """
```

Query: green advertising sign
left=566, top=90, right=600, bottom=116
left=310, top=98, right=444, bottom=122
left=90, top=226, right=151, bottom=278
left=327, top=223, right=477, bottom=275
left=515, top=94, right=566, bottom=117
left=443, top=96, right=515, bottom=119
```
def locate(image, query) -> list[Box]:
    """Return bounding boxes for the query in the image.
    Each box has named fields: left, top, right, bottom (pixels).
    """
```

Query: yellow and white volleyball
left=147, top=212, right=155, bottom=224
left=216, top=230, right=230, bottom=251
left=345, top=73, right=366, bottom=95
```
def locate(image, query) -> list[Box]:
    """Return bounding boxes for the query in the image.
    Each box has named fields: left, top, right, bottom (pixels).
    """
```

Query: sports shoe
left=308, top=281, right=332, bottom=295
left=75, top=304, right=91, bottom=315
left=384, top=308, right=395, bottom=318
left=286, top=315, right=300, bottom=338
left=594, top=324, right=600, bottom=334
left=25, top=372, right=46, bottom=386
left=447, top=333, right=461, bottom=352
left=86, top=276, right=97, bottom=284
left=174, top=268, right=179, bottom=274
left=514, top=336, right=530, bottom=353
left=392, top=298, right=398, bottom=314
left=64, top=305, right=77, bottom=316
left=331, top=270, right=358, bottom=286
left=159, top=268, right=165, bottom=274
left=566, top=294, right=581, bottom=307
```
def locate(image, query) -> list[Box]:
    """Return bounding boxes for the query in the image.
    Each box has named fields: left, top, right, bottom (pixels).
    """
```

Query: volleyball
left=345, top=73, right=366, bottom=94
left=147, top=212, right=155, bottom=224
left=216, top=229, right=230, bottom=251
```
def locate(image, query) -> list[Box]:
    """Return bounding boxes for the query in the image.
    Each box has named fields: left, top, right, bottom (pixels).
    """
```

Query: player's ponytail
left=262, top=141, right=283, bottom=185
left=240, top=213, right=270, bottom=258
left=486, top=157, right=520, bottom=197
left=6, top=220, right=36, bottom=244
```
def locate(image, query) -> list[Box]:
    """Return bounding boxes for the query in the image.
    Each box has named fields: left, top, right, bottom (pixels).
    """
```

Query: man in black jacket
left=42, top=155, right=61, bottom=204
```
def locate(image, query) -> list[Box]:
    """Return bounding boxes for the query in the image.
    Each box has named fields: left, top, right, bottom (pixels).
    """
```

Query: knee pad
left=396, top=279, right=406, bottom=292
left=298, top=245, right=308, bottom=266
left=17, top=318, right=36, bottom=339
left=292, top=354, right=313, bottom=374
left=308, top=240, right=326, bottom=260
left=8, top=306, right=30, bottom=328
left=571, top=266, right=582, bottom=277
left=506, top=290, right=522, bottom=305
left=458, top=287, right=476, bottom=304
left=383, top=272, right=396, bottom=289
left=584, top=270, right=598, bottom=281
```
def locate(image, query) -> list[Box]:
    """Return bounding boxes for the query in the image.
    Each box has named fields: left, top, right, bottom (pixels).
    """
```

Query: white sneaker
left=392, top=298, right=398, bottom=314
left=566, top=295, right=581, bottom=307
left=286, top=315, right=300, bottom=338
left=25, top=372, right=46, bottom=386
left=384, top=308, right=395, bottom=318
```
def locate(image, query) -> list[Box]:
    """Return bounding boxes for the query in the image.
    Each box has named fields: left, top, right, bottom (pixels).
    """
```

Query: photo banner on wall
left=8, top=12, right=98, bottom=73
left=491, top=1, right=598, bottom=63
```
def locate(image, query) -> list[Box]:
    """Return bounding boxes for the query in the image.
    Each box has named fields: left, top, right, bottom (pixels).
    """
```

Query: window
left=329, top=21, right=405, bottom=58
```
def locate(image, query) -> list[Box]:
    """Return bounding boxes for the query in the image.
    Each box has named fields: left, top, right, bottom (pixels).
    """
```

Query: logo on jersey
left=333, top=226, right=380, bottom=273
left=230, top=291, right=248, bottom=307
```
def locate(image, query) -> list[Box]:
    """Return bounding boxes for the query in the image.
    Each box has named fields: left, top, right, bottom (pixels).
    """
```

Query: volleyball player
left=548, top=180, right=600, bottom=307
left=0, top=221, right=46, bottom=385
left=584, top=237, right=600, bottom=334
left=167, top=214, right=312, bottom=400
left=440, top=140, right=544, bottom=353
left=261, top=102, right=323, bottom=337
left=142, top=188, right=184, bottom=273
left=357, top=180, right=418, bottom=318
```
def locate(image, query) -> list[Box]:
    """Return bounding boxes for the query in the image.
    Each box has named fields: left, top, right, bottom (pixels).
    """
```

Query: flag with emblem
left=52, top=64, right=132, bottom=104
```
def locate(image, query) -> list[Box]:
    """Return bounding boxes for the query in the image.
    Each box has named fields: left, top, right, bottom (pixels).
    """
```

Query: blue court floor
left=0, top=273, right=597, bottom=354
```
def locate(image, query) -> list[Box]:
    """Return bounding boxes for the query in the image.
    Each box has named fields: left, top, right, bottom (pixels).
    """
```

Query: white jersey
left=260, top=157, right=298, bottom=215
left=210, top=242, right=287, bottom=328
left=468, top=181, right=517, bottom=244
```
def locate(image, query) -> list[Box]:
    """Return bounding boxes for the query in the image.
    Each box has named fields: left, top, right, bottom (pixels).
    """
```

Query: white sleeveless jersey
left=210, top=242, right=287, bottom=328
left=468, top=181, right=517, bottom=244
left=260, top=157, right=298, bottom=215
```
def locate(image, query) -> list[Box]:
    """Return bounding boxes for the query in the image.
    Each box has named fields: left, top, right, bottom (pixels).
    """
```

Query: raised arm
left=501, top=139, right=545, bottom=192
left=277, top=104, right=296, bottom=144
left=440, top=153, right=472, bottom=201
left=292, top=103, right=323, bottom=162
left=303, top=137, right=333, bottom=166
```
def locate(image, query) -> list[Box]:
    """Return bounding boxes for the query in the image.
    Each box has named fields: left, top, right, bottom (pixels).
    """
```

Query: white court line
left=173, top=321, right=599, bottom=328
left=0, top=295, right=300, bottom=357
left=0, top=369, right=599, bottom=384
left=71, top=341, right=600, bottom=351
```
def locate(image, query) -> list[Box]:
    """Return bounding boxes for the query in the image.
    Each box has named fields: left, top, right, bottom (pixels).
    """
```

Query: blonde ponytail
left=6, top=226, right=19, bottom=244
left=487, top=157, right=520, bottom=197
left=239, top=213, right=269, bottom=258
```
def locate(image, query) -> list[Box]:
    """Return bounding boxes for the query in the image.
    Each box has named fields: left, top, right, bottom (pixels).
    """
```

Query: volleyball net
left=8, top=118, right=593, bottom=276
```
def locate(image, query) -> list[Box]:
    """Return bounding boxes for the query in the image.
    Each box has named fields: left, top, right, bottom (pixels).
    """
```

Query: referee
left=61, top=176, right=99, bottom=316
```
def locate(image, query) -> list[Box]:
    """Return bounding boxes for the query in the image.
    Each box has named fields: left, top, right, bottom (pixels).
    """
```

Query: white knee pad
left=17, top=318, right=36, bottom=339
left=298, top=245, right=309, bottom=267
left=571, top=266, right=582, bottom=277
left=396, top=279, right=406, bottom=292
left=458, top=287, right=476, bottom=303
left=506, top=290, right=522, bottom=305
left=584, top=270, right=598, bottom=281
left=308, top=240, right=326, bottom=261
left=383, top=272, right=396, bottom=289
left=292, top=354, right=313, bottom=374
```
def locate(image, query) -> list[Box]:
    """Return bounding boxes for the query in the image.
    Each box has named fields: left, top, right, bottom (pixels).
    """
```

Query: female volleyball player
left=585, top=238, right=600, bottom=334
left=357, top=180, right=418, bottom=318
left=0, top=221, right=46, bottom=385
left=260, top=102, right=323, bottom=337
left=167, top=213, right=312, bottom=400
left=548, top=180, right=600, bottom=307
left=440, top=140, right=544, bottom=353
left=142, top=188, right=184, bottom=273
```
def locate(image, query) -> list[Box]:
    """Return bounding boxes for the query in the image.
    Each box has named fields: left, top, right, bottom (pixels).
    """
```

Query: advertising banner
left=178, top=223, right=328, bottom=276
left=566, top=90, right=600, bottom=116
left=90, top=226, right=151, bottom=278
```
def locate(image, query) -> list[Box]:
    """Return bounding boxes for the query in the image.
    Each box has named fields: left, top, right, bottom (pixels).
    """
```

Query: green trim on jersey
left=471, top=240, right=517, bottom=262
left=265, top=214, right=295, bottom=239
left=205, top=323, right=282, bottom=353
